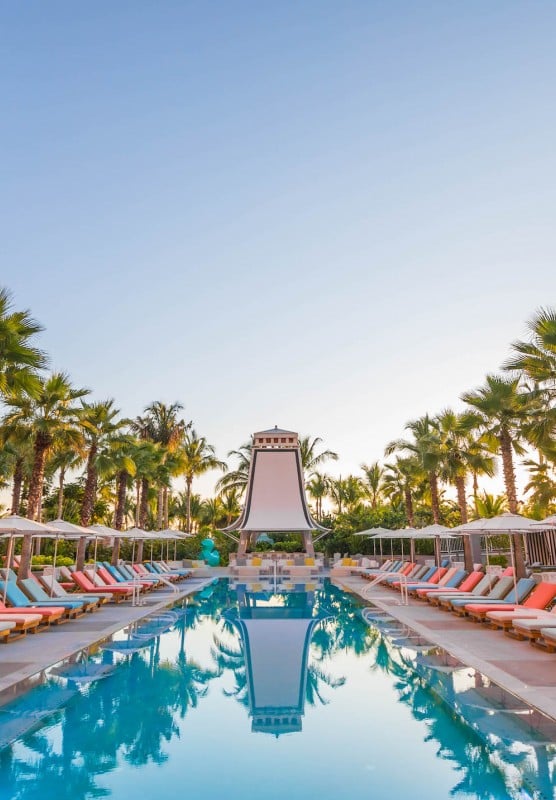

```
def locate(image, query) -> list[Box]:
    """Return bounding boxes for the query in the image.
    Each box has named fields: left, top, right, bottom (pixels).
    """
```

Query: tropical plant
left=177, top=429, right=225, bottom=533
left=0, top=287, right=46, bottom=398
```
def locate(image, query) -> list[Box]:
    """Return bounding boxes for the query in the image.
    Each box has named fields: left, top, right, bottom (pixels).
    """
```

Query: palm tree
left=216, top=441, right=252, bottom=496
left=0, top=287, right=46, bottom=398
left=382, top=457, right=420, bottom=526
left=47, top=443, right=84, bottom=518
left=298, top=434, right=338, bottom=477
left=360, top=461, right=384, bottom=509
left=135, top=401, right=190, bottom=526
left=504, top=306, right=556, bottom=397
left=385, top=415, right=442, bottom=523
left=306, top=472, right=329, bottom=521
left=3, top=372, right=88, bottom=577
left=218, top=488, right=241, bottom=526
left=474, top=491, right=508, bottom=518
left=0, top=420, right=33, bottom=514
left=177, top=430, right=225, bottom=532
left=522, top=459, right=556, bottom=516
left=78, top=400, right=124, bottom=527
left=462, top=374, right=531, bottom=576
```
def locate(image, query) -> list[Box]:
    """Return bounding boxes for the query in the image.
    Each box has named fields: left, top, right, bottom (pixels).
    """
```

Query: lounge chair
left=0, top=613, right=41, bottom=637
left=399, top=567, right=451, bottom=594
left=19, top=578, right=91, bottom=615
left=95, top=565, right=153, bottom=591
left=1, top=580, right=82, bottom=620
left=414, top=569, right=469, bottom=598
left=462, top=578, right=545, bottom=622
left=429, top=572, right=499, bottom=607
left=482, top=585, right=556, bottom=630
left=421, top=571, right=484, bottom=602
left=538, top=627, right=556, bottom=652
left=0, top=589, right=67, bottom=626
left=0, top=621, right=16, bottom=643
left=69, top=571, right=134, bottom=602
left=503, top=607, right=556, bottom=641
left=446, top=575, right=517, bottom=614
left=38, top=574, right=111, bottom=605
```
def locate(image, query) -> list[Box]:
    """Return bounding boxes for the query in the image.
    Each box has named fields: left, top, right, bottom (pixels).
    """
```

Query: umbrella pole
left=150, top=542, right=153, bottom=563
left=508, top=533, right=518, bottom=597
left=3, top=535, right=14, bottom=605
left=51, top=535, right=59, bottom=597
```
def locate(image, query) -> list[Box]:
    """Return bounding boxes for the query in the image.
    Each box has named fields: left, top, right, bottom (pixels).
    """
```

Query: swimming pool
left=0, top=579, right=554, bottom=800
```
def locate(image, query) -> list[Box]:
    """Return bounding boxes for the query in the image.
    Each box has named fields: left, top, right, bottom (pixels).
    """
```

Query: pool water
left=0, top=579, right=554, bottom=800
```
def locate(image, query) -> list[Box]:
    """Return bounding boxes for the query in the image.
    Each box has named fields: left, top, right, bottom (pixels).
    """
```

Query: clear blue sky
left=1, top=2, right=555, bottom=495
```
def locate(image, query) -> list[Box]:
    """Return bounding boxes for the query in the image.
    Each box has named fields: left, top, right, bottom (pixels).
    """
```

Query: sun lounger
left=447, top=576, right=516, bottom=613
left=414, top=569, right=468, bottom=598
left=0, top=621, right=17, bottom=643
left=538, top=628, right=556, bottom=652
left=19, top=578, right=91, bottom=615
left=422, top=571, right=484, bottom=602
left=69, top=571, right=133, bottom=602
left=0, top=612, right=41, bottom=637
left=503, top=607, right=556, bottom=641
left=429, top=572, right=498, bottom=607
left=399, top=567, right=451, bottom=594
left=1, top=580, right=81, bottom=620
left=96, top=565, right=152, bottom=591
left=38, top=574, right=111, bottom=605
left=0, top=592, right=67, bottom=625
left=463, top=579, right=548, bottom=622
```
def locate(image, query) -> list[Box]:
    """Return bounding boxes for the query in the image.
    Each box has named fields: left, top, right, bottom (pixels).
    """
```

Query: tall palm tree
left=504, top=306, right=556, bottom=397
left=385, top=415, right=442, bottom=523
left=360, top=461, right=384, bottom=509
left=177, top=430, right=225, bottom=532
left=78, top=400, right=124, bottom=527
left=0, top=420, right=33, bottom=514
left=0, top=287, right=46, bottom=398
left=382, top=457, right=420, bottom=526
left=218, top=488, right=241, bottom=526
left=306, top=472, right=329, bottom=521
left=298, top=435, right=338, bottom=478
left=216, top=442, right=252, bottom=496
left=3, top=372, right=88, bottom=577
left=462, top=374, right=530, bottom=576
left=131, top=401, right=189, bottom=528
left=47, top=442, right=84, bottom=519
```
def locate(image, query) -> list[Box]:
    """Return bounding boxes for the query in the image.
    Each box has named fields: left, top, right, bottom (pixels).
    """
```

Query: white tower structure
left=223, top=426, right=328, bottom=555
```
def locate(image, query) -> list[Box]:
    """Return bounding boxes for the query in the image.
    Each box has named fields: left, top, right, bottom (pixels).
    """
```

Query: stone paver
left=336, top=575, right=556, bottom=722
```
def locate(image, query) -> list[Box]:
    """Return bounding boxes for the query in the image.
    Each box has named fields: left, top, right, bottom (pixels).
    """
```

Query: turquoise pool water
left=0, top=579, right=554, bottom=800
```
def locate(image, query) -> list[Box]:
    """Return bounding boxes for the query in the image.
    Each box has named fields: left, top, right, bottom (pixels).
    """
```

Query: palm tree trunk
left=111, top=538, right=121, bottom=566
left=186, top=476, right=192, bottom=533
left=499, top=428, right=526, bottom=576
left=11, top=457, right=24, bottom=515
left=404, top=487, right=415, bottom=527
left=80, top=444, right=98, bottom=527
left=57, top=466, right=66, bottom=519
left=26, top=434, right=49, bottom=521
left=135, top=481, right=141, bottom=526
left=163, top=487, right=169, bottom=528
left=455, top=476, right=468, bottom=524
left=157, top=486, right=164, bottom=529
left=472, top=471, right=479, bottom=513
left=429, top=471, right=441, bottom=523
left=499, top=428, right=518, bottom=513
left=139, top=478, right=149, bottom=528
left=19, top=533, right=34, bottom=579
left=75, top=536, right=88, bottom=572
left=114, top=470, right=128, bottom=531
left=136, top=539, right=144, bottom=562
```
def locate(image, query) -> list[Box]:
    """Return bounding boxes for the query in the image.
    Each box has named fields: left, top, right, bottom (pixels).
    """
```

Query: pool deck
left=0, top=575, right=214, bottom=702
left=335, top=574, right=556, bottom=723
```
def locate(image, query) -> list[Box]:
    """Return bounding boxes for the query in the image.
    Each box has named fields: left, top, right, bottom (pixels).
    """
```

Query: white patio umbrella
left=89, top=523, right=124, bottom=565
left=413, top=524, right=453, bottom=567
left=153, top=528, right=193, bottom=561
left=0, top=515, right=64, bottom=603
left=39, top=518, right=93, bottom=597
left=352, top=527, right=395, bottom=559
left=455, top=513, right=536, bottom=591
left=530, top=515, right=556, bottom=529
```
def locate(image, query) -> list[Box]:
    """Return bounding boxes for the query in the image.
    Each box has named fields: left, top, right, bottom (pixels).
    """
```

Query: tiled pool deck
left=0, top=576, right=213, bottom=700
left=335, top=574, right=556, bottom=722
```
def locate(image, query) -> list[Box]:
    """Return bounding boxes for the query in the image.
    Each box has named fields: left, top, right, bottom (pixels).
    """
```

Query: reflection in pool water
left=0, top=579, right=554, bottom=800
